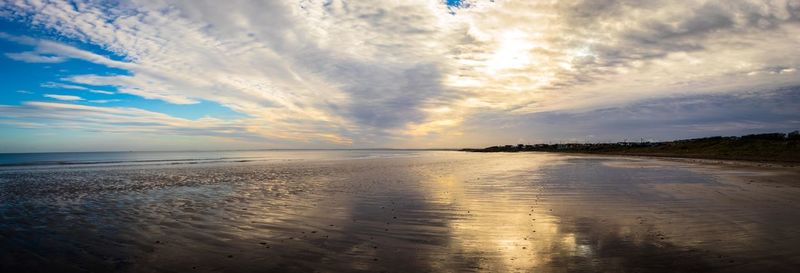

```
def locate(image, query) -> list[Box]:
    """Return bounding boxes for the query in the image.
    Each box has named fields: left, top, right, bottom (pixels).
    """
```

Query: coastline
left=519, top=151, right=800, bottom=187
left=462, top=150, right=800, bottom=168
left=462, top=150, right=800, bottom=187
left=565, top=151, right=799, bottom=168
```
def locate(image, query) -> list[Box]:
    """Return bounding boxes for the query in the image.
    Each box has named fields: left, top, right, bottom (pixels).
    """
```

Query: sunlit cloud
left=1, top=0, right=799, bottom=149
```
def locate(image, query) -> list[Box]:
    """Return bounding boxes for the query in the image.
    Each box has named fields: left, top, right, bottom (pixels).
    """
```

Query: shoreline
left=572, top=152, right=800, bottom=168
left=510, top=151, right=800, bottom=187
left=465, top=150, right=800, bottom=168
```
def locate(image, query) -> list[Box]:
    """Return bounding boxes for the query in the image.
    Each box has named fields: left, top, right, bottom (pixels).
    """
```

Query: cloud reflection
left=2, top=153, right=798, bottom=272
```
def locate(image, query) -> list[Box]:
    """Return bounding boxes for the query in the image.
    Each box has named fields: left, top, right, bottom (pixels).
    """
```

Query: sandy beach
left=2, top=151, right=799, bottom=272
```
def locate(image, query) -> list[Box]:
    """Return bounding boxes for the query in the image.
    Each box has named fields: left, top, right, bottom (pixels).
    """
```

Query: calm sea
left=0, top=150, right=433, bottom=168
left=2, top=151, right=800, bottom=272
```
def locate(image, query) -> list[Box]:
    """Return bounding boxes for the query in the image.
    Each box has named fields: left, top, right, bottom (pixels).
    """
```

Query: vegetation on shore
left=462, top=131, right=800, bottom=163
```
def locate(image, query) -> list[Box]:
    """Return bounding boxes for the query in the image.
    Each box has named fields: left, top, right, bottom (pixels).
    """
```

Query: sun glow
left=486, top=30, right=535, bottom=73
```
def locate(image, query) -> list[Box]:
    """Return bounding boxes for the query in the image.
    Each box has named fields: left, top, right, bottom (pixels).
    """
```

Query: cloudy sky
left=1, top=0, right=799, bottom=152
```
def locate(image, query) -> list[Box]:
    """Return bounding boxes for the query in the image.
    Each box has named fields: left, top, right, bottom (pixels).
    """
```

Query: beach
left=2, top=151, right=799, bottom=272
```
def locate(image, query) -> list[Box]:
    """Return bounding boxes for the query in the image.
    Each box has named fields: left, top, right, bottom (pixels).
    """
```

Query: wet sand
left=1, top=151, right=800, bottom=272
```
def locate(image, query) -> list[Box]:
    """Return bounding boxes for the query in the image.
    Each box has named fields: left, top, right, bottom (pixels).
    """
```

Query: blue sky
left=0, top=20, right=243, bottom=120
left=1, top=1, right=799, bottom=152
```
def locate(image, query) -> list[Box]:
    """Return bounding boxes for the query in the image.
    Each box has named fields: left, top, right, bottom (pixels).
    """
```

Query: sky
left=0, top=0, right=799, bottom=152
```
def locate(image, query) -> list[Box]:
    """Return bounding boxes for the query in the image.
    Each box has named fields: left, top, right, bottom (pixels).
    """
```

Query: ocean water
left=0, top=150, right=427, bottom=167
left=1, top=151, right=799, bottom=272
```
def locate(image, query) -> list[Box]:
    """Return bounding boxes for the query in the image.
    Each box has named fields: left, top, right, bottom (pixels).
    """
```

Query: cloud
left=43, top=94, right=84, bottom=101
left=0, top=101, right=350, bottom=146
left=1, top=0, right=799, bottom=147
left=40, top=81, right=114, bottom=94
left=88, top=99, right=121, bottom=103
left=0, top=101, right=234, bottom=134
left=41, top=82, right=89, bottom=90
left=452, top=86, right=800, bottom=146
left=5, top=51, right=66, bottom=63
left=1, top=1, right=455, bottom=143
left=88, top=89, right=114, bottom=95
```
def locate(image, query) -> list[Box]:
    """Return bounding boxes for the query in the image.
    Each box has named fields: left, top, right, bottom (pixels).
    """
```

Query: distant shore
left=556, top=152, right=799, bottom=169
left=462, top=132, right=800, bottom=164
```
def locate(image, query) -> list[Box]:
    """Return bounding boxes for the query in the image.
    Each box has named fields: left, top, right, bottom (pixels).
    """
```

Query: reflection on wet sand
left=1, top=152, right=800, bottom=272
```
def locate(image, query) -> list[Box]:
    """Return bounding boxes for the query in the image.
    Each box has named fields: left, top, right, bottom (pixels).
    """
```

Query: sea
left=1, top=150, right=799, bottom=272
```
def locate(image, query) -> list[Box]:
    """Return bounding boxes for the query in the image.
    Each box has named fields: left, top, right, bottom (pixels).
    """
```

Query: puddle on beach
left=2, top=152, right=799, bottom=272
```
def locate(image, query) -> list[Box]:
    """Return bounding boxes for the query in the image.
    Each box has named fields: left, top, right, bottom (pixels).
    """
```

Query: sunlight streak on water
left=1, top=151, right=800, bottom=272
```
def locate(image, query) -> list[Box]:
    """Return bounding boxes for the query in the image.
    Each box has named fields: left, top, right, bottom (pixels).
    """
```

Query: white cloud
left=0, top=101, right=350, bottom=145
left=43, top=94, right=84, bottom=101
left=40, top=81, right=115, bottom=95
left=88, top=99, right=120, bottom=103
left=88, top=90, right=114, bottom=95
left=5, top=51, right=66, bottom=63
left=1, top=0, right=799, bottom=147
left=41, top=82, right=89, bottom=90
